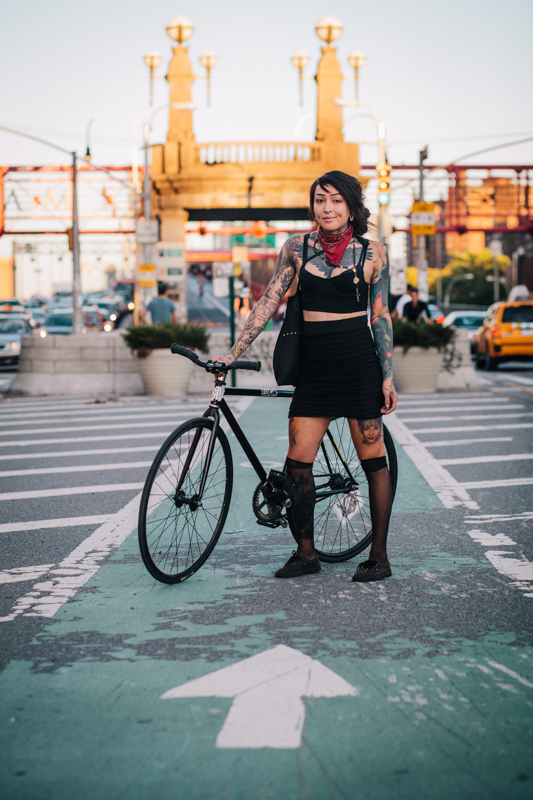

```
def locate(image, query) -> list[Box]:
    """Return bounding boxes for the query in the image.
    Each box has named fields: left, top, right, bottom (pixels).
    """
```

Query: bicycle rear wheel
left=138, top=417, right=233, bottom=584
left=313, top=420, right=397, bottom=563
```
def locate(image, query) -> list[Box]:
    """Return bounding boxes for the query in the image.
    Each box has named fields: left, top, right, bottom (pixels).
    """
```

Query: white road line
left=423, top=437, right=513, bottom=447
left=466, top=511, right=533, bottom=524
left=3, top=432, right=171, bottom=448
left=484, top=551, right=533, bottom=586
left=0, top=404, right=208, bottom=424
left=385, top=414, right=478, bottom=509
left=0, top=445, right=159, bottom=462
left=0, top=460, right=152, bottom=478
left=438, top=453, right=533, bottom=466
left=0, top=564, right=55, bottom=584
left=399, top=412, right=532, bottom=423
left=0, top=493, right=141, bottom=622
left=412, top=423, right=533, bottom=434
left=459, top=477, right=533, bottom=489
left=0, top=515, right=111, bottom=533
left=399, top=404, right=523, bottom=414
left=0, top=417, right=190, bottom=438
left=487, top=374, right=533, bottom=387
left=487, top=661, right=533, bottom=688
left=399, top=393, right=494, bottom=401
left=463, top=528, right=533, bottom=598
left=467, top=529, right=516, bottom=546
left=0, top=483, right=144, bottom=502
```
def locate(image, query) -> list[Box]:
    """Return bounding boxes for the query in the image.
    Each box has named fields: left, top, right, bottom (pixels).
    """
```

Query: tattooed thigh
left=356, top=417, right=383, bottom=445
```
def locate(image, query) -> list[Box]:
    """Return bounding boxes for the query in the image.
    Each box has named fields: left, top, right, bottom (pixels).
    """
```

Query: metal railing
left=196, top=142, right=322, bottom=166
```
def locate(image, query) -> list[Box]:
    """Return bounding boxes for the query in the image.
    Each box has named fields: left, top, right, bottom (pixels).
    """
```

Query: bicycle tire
left=138, top=417, right=233, bottom=584
left=311, top=420, right=397, bottom=563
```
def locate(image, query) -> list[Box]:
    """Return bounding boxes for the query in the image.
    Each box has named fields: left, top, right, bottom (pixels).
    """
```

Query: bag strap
left=303, top=233, right=310, bottom=265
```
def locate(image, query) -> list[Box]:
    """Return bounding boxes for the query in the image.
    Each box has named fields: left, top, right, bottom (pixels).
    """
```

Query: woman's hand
left=211, top=353, right=234, bottom=377
left=381, top=377, right=398, bottom=415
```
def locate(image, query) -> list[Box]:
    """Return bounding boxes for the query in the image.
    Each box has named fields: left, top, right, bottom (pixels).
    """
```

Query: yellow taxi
left=475, top=301, right=533, bottom=370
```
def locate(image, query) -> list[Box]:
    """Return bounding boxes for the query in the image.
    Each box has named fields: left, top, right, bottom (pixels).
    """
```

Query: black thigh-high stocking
left=285, top=457, right=316, bottom=558
left=361, top=457, right=392, bottom=563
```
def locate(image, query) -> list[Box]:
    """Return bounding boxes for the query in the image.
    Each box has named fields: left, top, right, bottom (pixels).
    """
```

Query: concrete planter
left=136, top=348, right=193, bottom=397
left=11, top=333, right=144, bottom=396
left=393, top=346, right=444, bottom=394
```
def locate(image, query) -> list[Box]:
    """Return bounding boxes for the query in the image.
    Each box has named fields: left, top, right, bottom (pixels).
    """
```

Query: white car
left=0, top=315, right=33, bottom=366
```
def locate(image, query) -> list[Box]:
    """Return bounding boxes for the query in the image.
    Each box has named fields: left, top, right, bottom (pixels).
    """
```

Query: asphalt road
left=1, top=367, right=533, bottom=799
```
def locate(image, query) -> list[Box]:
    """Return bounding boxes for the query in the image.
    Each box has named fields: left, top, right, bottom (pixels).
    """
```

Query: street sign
left=136, top=219, right=159, bottom=244
left=411, top=202, right=436, bottom=235
left=231, top=246, right=248, bottom=265
left=161, top=644, right=357, bottom=749
left=138, top=264, right=157, bottom=288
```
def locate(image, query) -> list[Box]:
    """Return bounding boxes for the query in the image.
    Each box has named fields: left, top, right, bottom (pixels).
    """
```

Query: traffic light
left=66, top=227, right=73, bottom=251
left=376, top=163, right=392, bottom=206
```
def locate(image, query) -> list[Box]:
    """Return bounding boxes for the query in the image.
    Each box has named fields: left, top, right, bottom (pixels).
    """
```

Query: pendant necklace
left=352, top=242, right=360, bottom=302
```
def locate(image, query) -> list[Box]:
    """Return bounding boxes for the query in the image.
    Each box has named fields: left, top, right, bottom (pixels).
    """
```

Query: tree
left=428, top=249, right=510, bottom=306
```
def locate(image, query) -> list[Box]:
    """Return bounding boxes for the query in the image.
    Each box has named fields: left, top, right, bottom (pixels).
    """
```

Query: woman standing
left=216, top=171, right=397, bottom=582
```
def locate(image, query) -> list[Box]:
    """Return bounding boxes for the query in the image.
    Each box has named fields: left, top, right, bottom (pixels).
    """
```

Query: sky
left=1, top=0, right=532, bottom=170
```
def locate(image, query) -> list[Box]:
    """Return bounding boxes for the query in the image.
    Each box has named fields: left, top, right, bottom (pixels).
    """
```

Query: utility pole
left=417, top=146, right=429, bottom=301
left=489, top=240, right=502, bottom=303
left=71, top=152, right=82, bottom=333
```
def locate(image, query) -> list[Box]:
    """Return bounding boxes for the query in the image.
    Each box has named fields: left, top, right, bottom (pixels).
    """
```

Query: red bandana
left=317, top=225, right=353, bottom=266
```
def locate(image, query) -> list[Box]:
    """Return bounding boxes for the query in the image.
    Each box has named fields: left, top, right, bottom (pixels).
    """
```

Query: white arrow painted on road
left=161, top=644, right=357, bottom=749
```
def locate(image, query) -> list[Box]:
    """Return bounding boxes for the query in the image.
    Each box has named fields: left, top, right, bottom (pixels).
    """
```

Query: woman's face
left=313, top=184, right=350, bottom=233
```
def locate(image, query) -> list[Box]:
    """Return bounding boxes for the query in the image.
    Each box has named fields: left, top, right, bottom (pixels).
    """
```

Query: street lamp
left=199, top=51, right=218, bottom=106
left=348, top=51, right=366, bottom=102
left=166, top=15, right=194, bottom=45
left=291, top=51, right=310, bottom=106
left=315, top=15, right=343, bottom=44
left=443, top=273, right=474, bottom=307
left=143, top=50, right=162, bottom=106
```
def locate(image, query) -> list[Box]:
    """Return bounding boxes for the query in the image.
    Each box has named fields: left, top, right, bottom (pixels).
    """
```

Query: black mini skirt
left=288, top=316, right=384, bottom=420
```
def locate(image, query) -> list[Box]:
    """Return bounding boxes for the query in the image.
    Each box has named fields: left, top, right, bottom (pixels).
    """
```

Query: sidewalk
left=1, top=390, right=532, bottom=800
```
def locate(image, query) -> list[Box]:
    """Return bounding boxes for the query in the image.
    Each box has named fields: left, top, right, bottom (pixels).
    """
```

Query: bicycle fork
left=173, top=383, right=225, bottom=511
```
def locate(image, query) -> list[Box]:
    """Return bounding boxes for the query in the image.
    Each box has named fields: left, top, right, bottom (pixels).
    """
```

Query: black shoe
left=351, top=558, right=392, bottom=583
left=275, top=552, right=321, bottom=579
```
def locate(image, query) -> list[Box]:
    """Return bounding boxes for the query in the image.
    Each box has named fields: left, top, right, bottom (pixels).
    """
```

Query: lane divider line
left=0, top=483, right=144, bottom=502
left=385, top=414, right=478, bottom=509
left=0, top=515, right=112, bottom=534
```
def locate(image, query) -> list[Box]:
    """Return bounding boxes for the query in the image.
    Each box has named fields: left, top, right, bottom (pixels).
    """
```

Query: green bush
left=392, top=318, right=455, bottom=353
left=122, top=323, right=210, bottom=355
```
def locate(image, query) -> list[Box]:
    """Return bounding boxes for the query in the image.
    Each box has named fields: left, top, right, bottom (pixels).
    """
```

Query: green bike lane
left=2, top=397, right=532, bottom=800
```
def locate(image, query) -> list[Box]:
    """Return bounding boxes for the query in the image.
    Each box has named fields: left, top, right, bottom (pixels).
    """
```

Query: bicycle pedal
left=256, top=518, right=283, bottom=529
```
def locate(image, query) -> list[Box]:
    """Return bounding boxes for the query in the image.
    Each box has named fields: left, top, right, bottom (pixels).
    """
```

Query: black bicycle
left=138, top=345, right=398, bottom=584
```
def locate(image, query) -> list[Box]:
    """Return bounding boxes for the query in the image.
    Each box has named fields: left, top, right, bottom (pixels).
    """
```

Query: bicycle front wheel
left=313, top=419, right=397, bottom=563
left=138, top=418, right=233, bottom=584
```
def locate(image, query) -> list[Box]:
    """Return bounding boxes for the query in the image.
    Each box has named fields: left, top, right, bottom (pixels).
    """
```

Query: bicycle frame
left=188, top=381, right=360, bottom=506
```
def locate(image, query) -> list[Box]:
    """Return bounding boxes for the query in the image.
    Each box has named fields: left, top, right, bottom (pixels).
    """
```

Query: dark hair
left=157, top=282, right=168, bottom=295
left=407, top=284, right=416, bottom=292
left=308, top=170, right=372, bottom=235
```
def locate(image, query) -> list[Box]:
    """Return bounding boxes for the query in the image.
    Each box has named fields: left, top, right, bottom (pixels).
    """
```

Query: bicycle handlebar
left=170, top=343, right=261, bottom=373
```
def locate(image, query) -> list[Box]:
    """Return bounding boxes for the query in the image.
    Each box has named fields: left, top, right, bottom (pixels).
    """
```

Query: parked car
left=474, top=301, right=533, bottom=370
left=0, top=314, right=33, bottom=366
left=443, top=310, right=488, bottom=353
left=0, top=299, right=25, bottom=314
left=427, top=303, right=445, bottom=324
left=40, top=308, right=103, bottom=336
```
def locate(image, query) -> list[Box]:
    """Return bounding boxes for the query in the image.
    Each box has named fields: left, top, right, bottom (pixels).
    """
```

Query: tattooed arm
left=370, top=243, right=398, bottom=414
left=217, top=236, right=301, bottom=365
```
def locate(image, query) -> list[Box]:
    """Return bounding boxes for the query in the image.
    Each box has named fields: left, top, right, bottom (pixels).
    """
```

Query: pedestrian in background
left=140, top=282, right=177, bottom=325
left=392, top=284, right=415, bottom=318
left=402, top=289, right=429, bottom=323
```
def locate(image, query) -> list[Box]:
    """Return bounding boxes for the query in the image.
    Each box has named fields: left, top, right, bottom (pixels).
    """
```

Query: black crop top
left=299, top=232, right=370, bottom=314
